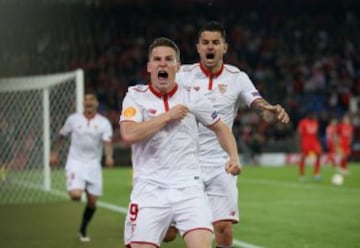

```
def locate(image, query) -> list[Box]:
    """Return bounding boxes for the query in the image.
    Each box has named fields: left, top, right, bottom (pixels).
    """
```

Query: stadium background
left=1, top=0, right=360, bottom=164
left=1, top=1, right=360, bottom=248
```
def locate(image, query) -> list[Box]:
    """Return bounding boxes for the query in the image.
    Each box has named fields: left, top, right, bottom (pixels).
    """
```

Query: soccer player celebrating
left=297, top=112, right=322, bottom=181
left=50, top=93, right=114, bottom=242
left=337, top=113, right=353, bottom=175
left=120, top=37, right=241, bottom=248
left=169, top=21, right=290, bottom=248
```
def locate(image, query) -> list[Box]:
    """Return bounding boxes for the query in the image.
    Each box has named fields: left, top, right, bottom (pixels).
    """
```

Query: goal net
left=0, top=69, right=84, bottom=204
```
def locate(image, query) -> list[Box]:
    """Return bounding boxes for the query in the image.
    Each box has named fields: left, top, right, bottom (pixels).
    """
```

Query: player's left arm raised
left=207, top=120, right=242, bottom=176
left=251, top=98, right=290, bottom=124
left=104, top=141, right=114, bottom=167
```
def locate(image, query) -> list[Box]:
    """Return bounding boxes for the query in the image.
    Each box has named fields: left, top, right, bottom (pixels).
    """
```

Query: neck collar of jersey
left=84, top=112, right=96, bottom=120
left=149, top=83, right=178, bottom=98
left=200, top=62, right=224, bottom=78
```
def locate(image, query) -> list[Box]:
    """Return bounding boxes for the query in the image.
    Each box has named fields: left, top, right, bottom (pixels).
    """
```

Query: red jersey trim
left=206, top=118, right=221, bottom=128
left=131, top=241, right=159, bottom=248
left=199, top=62, right=224, bottom=77
left=199, top=62, right=224, bottom=90
left=149, top=83, right=178, bottom=112
left=182, top=227, right=213, bottom=238
left=149, top=83, right=178, bottom=98
left=212, top=218, right=239, bottom=224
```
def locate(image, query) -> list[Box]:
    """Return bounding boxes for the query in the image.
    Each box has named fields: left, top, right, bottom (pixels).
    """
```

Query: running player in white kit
left=165, top=21, right=290, bottom=248
left=50, top=93, right=114, bottom=242
left=120, top=37, right=241, bottom=248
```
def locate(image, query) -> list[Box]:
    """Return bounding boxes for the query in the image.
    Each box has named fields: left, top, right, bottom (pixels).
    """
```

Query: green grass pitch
left=0, top=164, right=359, bottom=248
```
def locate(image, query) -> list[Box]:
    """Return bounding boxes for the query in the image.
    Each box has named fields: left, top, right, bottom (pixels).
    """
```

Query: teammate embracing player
left=167, top=21, right=290, bottom=248
left=121, top=37, right=242, bottom=248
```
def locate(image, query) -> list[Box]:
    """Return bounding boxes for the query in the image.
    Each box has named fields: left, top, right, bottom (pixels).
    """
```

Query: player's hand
left=49, top=152, right=58, bottom=167
left=167, top=105, right=189, bottom=122
left=105, top=156, right=114, bottom=168
left=225, top=159, right=242, bottom=176
left=261, top=104, right=290, bottom=124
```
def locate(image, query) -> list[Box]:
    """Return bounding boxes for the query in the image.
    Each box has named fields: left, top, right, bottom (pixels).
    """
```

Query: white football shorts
left=124, top=180, right=213, bottom=247
left=65, top=159, right=103, bottom=196
left=202, top=166, right=239, bottom=224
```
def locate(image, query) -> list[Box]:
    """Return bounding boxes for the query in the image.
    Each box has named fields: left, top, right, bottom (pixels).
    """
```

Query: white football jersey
left=176, top=63, right=262, bottom=167
left=120, top=83, right=220, bottom=188
left=60, top=113, right=113, bottom=165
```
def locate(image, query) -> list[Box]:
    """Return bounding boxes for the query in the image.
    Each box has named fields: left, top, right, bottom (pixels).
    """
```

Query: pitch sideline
left=15, top=181, right=263, bottom=248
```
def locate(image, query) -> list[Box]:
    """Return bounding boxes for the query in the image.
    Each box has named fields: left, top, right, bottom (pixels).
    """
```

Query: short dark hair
left=148, top=37, right=180, bottom=61
left=198, top=21, right=226, bottom=40
left=84, top=89, right=97, bottom=97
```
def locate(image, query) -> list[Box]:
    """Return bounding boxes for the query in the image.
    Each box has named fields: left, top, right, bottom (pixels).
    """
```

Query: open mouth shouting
left=206, top=53, right=215, bottom=60
left=158, top=70, right=169, bottom=81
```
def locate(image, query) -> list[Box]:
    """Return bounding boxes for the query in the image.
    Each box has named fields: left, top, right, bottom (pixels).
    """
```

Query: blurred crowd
left=1, top=0, right=359, bottom=156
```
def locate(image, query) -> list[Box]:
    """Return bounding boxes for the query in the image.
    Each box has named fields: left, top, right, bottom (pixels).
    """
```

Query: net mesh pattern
left=0, top=74, right=80, bottom=204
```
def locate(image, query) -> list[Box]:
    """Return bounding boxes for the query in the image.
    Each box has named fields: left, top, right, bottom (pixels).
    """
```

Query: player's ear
left=147, top=62, right=151, bottom=73
left=196, top=42, right=201, bottom=55
left=223, top=42, right=228, bottom=55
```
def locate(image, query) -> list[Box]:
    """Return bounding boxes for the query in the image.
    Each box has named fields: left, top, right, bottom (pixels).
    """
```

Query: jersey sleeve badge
left=123, top=106, right=137, bottom=118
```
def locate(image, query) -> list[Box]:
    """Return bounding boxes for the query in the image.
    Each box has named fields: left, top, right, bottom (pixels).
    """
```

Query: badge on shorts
left=123, top=107, right=137, bottom=118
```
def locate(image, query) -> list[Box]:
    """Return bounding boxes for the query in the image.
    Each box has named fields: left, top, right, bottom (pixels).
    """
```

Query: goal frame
left=0, top=69, right=84, bottom=191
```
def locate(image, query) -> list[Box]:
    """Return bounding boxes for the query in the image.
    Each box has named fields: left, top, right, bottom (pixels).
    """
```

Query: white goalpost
left=0, top=69, right=84, bottom=204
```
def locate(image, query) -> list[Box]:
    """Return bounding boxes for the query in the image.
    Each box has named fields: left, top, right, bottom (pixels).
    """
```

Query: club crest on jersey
left=218, top=83, right=227, bottom=94
left=193, top=86, right=200, bottom=91
left=148, top=108, right=157, bottom=115
left=123, top=106, right=137, bottom=118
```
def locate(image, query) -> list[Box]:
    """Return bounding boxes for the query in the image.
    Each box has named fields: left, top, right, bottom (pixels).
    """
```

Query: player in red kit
left=326, top=117, right=339, bottom=168
left=297, top=112, right=322, bottom=181
left=337, top=113, right=353, bottom=175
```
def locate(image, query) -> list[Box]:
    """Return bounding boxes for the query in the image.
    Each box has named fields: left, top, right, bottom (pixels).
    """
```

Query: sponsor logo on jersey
left=218, top=83, right=227, bottom=93
left=251, top=91, right=261, bottom=97
left=211, top=111, right=218, bottom=120
left=123, top=107, right=137, bottom=118
left=184, top=86, right=192, bottom=91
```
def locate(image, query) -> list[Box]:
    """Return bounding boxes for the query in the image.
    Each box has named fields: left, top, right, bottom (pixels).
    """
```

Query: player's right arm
left=49, top=135, right=66, bottom=166
left=120, top=89, right=188, bottom=144
left=49, top=115, right=72, bottom=166
left=121, top=105, right=188, bottom=144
